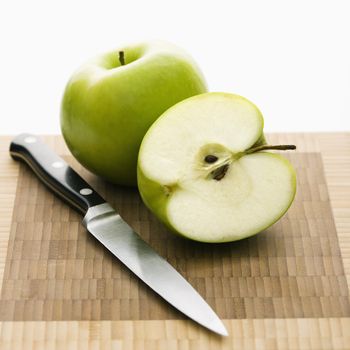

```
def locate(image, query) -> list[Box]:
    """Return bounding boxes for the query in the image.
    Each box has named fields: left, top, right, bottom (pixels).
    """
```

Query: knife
left=9, top=133, right=228, bottom=336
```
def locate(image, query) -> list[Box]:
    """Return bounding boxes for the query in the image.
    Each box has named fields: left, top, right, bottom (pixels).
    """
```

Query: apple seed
left=212, top=164, right=229, bottom=181
left=204, top=155, right=218, bottom=163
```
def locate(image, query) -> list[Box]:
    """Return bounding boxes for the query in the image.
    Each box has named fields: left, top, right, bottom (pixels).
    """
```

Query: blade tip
left=209, top=320, right=229, bottom=337
left=216, top=327, right=229, bottom=337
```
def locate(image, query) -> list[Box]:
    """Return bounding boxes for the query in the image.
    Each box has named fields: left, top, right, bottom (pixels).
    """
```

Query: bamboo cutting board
left=0, top=133, right=349, bottom=349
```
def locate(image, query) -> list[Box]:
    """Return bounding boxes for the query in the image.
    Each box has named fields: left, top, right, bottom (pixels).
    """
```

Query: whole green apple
left=61, top=41, right=207, bottom=186
left=137, top=92, right=297, bottom=243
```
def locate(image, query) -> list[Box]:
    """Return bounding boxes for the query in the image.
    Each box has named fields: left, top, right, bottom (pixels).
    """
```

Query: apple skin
left=138, top=165, right=173, bottom=229
left=60, top=41, right=207, bottom=186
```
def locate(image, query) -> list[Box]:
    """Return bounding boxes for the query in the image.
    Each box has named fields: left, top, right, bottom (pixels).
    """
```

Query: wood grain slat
left=0, top=319, right=349, bottom=350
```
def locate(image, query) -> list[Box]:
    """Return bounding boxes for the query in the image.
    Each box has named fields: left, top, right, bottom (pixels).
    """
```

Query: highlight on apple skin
left=137, top=92, right=297, bottom=243
left=60, top=41, right=207, bottom=186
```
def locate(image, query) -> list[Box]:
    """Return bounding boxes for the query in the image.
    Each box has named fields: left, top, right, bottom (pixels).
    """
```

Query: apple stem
left=208, top=144, right=296, bottom=181
left=119, top=51, right=125, bottom=66
left=245, top=144, right=296, bottom=154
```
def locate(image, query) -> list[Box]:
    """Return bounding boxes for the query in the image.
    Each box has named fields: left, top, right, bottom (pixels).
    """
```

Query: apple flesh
left=61, top=41, right=207, bottom=186
left=137, top=92, right=296, bottom=243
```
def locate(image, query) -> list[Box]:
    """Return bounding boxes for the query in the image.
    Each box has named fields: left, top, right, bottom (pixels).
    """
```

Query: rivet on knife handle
left=9, top=133, right=105, bottom=214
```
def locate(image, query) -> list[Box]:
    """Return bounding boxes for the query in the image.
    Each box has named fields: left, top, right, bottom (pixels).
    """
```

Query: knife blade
left=9, top=133, right=228, bottom=336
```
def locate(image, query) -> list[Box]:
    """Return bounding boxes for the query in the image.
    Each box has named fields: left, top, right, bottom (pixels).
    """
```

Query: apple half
left=137, top=92, right=296, bottom=243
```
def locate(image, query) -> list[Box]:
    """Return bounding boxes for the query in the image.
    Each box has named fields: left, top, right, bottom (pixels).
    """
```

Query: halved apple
left=137, top=92, right=296, bottom=243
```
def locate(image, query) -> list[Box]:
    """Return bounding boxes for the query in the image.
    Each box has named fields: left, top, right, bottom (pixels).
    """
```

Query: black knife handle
left=9, top=133, right=106, bottom=215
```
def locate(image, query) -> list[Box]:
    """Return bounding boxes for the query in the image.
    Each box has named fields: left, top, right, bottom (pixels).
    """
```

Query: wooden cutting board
left=0, top=133, right=349, bottom=349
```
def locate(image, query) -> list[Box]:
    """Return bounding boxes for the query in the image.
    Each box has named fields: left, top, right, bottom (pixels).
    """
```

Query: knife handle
left=9, top=133, right=106, bottom=215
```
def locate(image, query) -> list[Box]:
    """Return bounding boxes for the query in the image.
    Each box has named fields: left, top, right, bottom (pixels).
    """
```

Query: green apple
left=60, top=41, right=207, bottom=186
left=137, top=92, right=297, bottom=243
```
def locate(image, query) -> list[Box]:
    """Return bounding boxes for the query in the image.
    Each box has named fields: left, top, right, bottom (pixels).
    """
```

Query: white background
left=0, top=0, right=349, bottom=134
